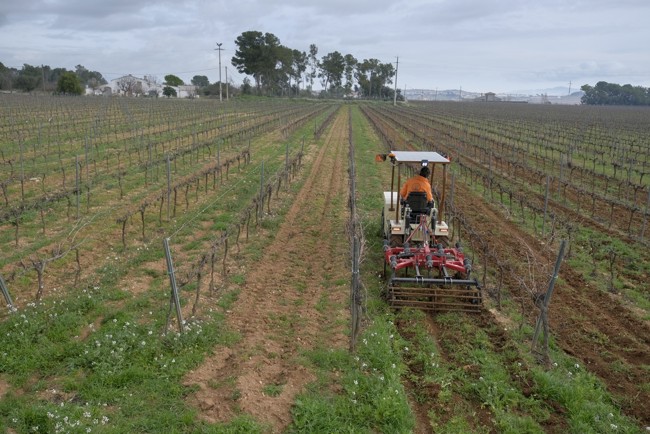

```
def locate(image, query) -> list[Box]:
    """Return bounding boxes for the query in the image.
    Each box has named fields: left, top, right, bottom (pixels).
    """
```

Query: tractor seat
left=404, top=192, right=431, bottom=224
left=406, top=192, right=429, bottom=214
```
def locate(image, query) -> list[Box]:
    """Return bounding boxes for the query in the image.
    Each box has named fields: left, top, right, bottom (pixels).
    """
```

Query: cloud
left=0, top=0, right=648, bottom=92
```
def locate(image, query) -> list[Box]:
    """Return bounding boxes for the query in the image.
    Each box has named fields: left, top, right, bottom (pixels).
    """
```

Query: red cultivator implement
left=378, top=151, right=482, bottom=312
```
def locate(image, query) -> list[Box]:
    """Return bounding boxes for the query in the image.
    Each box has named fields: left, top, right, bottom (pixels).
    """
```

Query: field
left=0, top=94, right=648, bottom=433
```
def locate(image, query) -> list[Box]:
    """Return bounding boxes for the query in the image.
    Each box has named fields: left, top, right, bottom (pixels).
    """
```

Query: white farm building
left=101, top=75, right=198, bottom=98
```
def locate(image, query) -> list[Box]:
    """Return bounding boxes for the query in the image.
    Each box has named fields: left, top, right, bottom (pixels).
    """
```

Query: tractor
left=377, top=150, right=482, bottom=312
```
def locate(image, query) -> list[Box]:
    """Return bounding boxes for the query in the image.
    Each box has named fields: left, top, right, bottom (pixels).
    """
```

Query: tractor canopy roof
left=389, top=150, right=449, bottom=164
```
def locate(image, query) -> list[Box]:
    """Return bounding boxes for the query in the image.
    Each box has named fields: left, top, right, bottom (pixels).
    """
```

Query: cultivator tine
left=387, top=281, right=482, bottom=312
left=384, top=242, right=482, bottom=312
left=390, top=277, right=479, bottom=286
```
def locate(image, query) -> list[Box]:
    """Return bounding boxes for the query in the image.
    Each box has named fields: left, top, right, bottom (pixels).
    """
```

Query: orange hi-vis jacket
left=400, top=175, right=433, bottom=201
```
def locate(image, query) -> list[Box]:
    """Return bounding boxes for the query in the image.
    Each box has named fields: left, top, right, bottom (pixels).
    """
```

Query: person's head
left=419, top=166, right=430, bottom=178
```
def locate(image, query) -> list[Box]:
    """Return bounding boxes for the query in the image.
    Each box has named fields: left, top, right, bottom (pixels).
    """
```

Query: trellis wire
left=162, top=147, right=305, bottom=320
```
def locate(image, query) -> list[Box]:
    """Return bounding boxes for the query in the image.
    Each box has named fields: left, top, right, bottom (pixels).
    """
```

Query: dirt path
left=184, top=108, right=351, bottom=432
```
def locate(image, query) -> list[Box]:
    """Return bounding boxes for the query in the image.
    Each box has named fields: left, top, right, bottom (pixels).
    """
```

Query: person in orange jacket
left=400, top=166, right=433, bottom=202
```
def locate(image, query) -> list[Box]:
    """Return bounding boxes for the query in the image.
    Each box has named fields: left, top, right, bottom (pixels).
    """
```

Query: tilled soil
left=452, top=177, right=650, bottom=425
left=184, top=108, right=351, bottom=432
left=365, top=104, right=649, bottom=426
left=184, top=104, right=649, bottom=431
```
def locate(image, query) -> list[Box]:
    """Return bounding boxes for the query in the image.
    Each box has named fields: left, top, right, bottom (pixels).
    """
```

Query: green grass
left=565, top=227, right=650, bottom=312
left=528, top=349, right=641, bottom=434
left=0, top=99, right=334, bottom=433
left=262, top=383, right=284, bottom=397
left=0, top=285, right=234, bottom=432
left=348, top=103, right=645, bottom=433
left=1, top=100, right=647, bottom=433
left=289, top=319, right=414, bottom=434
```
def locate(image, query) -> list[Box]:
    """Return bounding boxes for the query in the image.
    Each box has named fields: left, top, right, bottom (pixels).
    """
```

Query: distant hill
left=511, top=86, right=573, bottom=96
left=404, top=88, right=481, bottom=101
left=405, top=88, right=584, bottom=105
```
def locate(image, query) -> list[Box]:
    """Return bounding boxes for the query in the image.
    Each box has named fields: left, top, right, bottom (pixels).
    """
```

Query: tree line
left=581, top=81, right=650, bottom=106
left=177, top=31, right=402, bottom=100
left=229, top=30, right=400, bottom=99
left=1, top=29, right=402, bottom=99
left=0, top=62, right=106, bottom=95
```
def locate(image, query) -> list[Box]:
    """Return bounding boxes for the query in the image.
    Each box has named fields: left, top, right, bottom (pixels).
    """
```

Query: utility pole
left=215, top=42, right=223, bottom=102
left=568, top=81, right=572, bottom=95
left=393, top=56, right=399, bottom=106
left=225, top=67, right=229, bottom=101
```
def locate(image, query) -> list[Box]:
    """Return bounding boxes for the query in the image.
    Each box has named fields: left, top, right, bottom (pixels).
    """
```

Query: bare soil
left=367, top=104, right=649, bottom=427
left=452, top=175, right=650, bottom=425
left=184, top=108, right=351, bottom=432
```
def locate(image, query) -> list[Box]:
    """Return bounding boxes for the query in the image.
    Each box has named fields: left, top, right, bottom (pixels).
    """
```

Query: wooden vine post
left=75, top=155, right=80, bottom=220
left=0, top=274, right=14, bottom=311
left=542, top=175, right=550, bottom=236
left=350, top=237, right=362, bottom=352
left=259, top=161, right=265, bottom=219
left=532, top=239, right=567, bottom=367
left=163, top=238, right=184, bottom=334
left=166, top=154, right=172, bottom=221
left=285, top=142, right=290, bottom=191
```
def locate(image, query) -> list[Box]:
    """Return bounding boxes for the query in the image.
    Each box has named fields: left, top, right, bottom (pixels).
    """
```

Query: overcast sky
left=1, top=0, right=648, bottom=94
